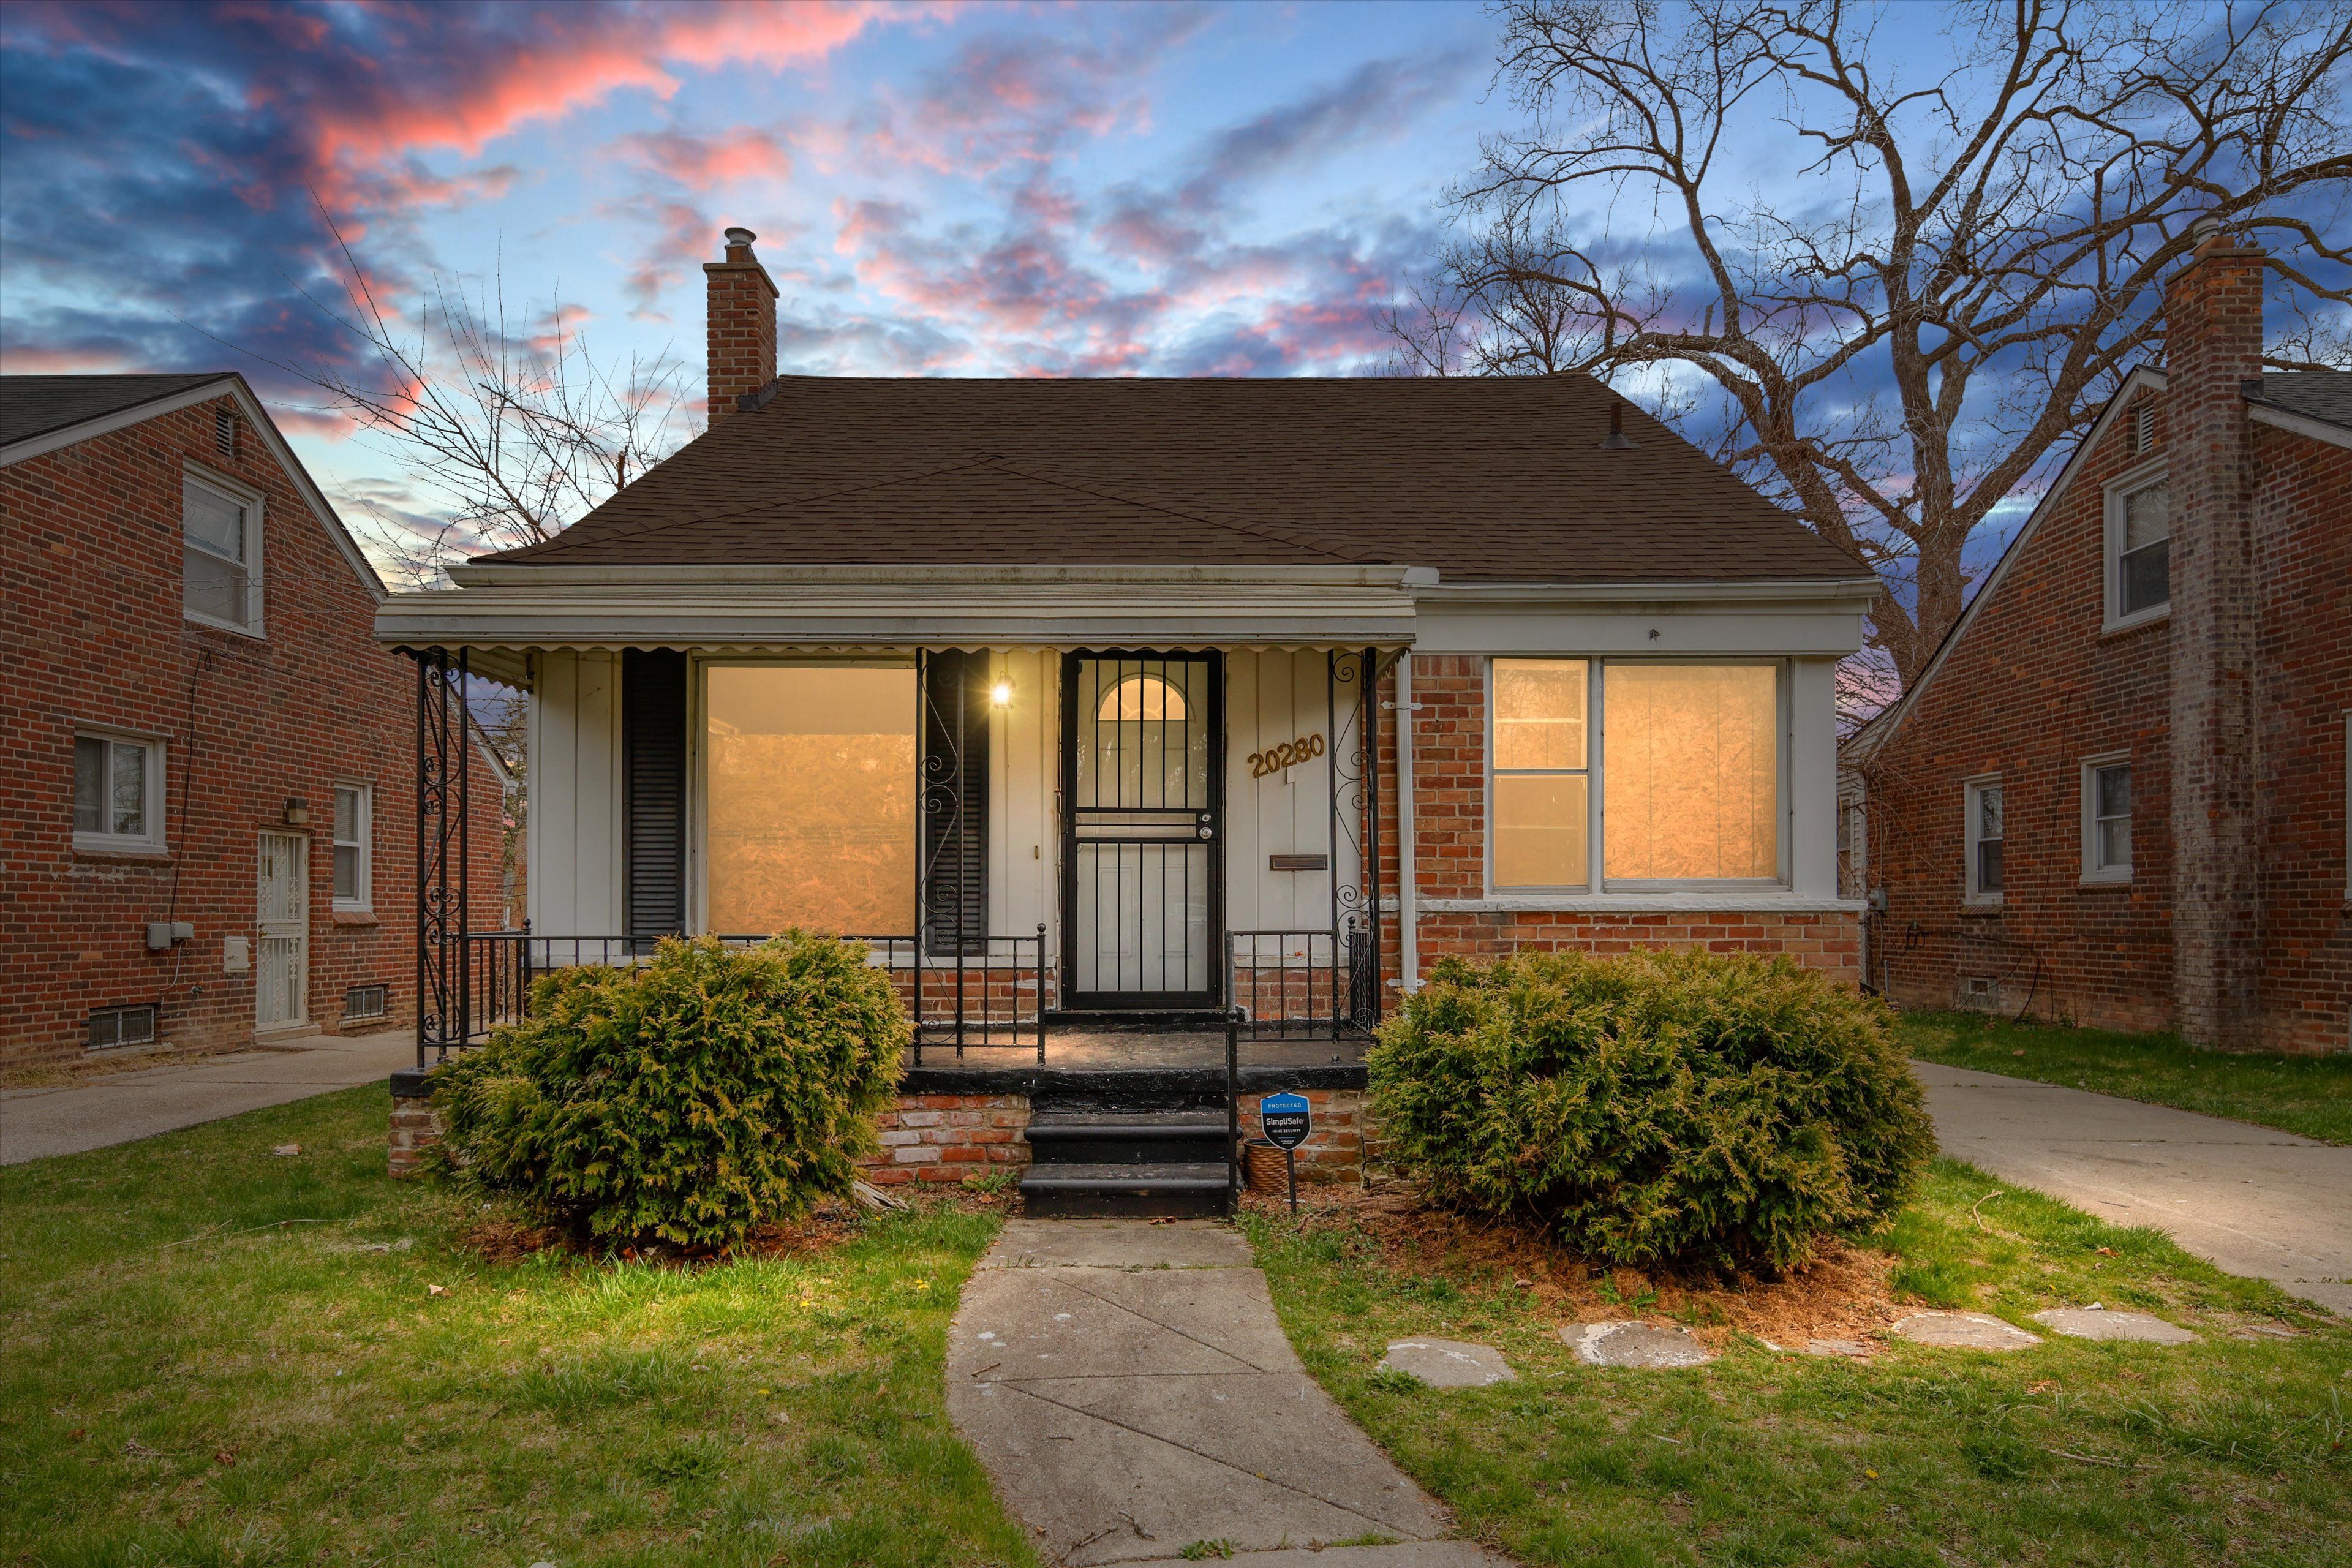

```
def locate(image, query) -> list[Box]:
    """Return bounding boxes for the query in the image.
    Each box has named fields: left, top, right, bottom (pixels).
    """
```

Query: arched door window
left=1096, top=671, right=1189, bottom=724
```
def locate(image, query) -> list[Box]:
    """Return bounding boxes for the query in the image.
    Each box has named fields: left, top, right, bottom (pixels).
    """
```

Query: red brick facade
left=703, top=228, right=777, bottom=424
left=1855, top=238, right=2352, bottom=1052
left=2, top=386, right=506, bottom=1068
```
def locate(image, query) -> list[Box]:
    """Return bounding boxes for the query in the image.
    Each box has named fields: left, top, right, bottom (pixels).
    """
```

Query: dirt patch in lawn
left=1254, top=1180, right=1906, bottom=1349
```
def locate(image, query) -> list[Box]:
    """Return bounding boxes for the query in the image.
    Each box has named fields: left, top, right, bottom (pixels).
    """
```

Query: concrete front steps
left=1019, top=1109, right=1233, bottom=1218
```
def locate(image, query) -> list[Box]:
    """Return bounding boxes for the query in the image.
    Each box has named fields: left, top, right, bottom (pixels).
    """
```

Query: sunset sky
left=4, top=1, right=1517, bottom=545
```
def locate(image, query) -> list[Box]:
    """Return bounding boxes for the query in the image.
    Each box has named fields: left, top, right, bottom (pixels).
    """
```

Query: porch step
left=1018, top=1161, right=1232, bottom=1219
left=1024, top=1110, right=1228, bottom=1166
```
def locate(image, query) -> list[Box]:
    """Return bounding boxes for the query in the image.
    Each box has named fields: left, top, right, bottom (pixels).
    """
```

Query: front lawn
left=1244, top=1163, right=2352, bottom=1568
left=0, top=1085, right=1036, bottom=1568
left=1900, top=1011, right=2352, bottom=1145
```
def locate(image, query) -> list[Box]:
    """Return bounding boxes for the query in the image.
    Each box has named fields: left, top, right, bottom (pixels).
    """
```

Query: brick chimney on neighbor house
left=2163, top=216, right=2266, bottom=1049
left=704, top=226, right=777, bottom=423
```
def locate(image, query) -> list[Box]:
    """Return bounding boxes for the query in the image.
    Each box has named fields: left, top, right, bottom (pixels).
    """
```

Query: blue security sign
left=1258, top=1091, right=1312, bottom=1151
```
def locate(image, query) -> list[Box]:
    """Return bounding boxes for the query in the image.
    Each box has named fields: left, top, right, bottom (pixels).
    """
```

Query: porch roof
left=375, top=564, right=1423, bottom=681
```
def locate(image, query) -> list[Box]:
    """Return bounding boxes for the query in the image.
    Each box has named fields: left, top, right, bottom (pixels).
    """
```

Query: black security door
left=1061, top=652, right=1223, bottom=1009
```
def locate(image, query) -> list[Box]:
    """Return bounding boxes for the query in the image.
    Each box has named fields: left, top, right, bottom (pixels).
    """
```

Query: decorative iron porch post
left=411, top=646, right=470, bottom=1071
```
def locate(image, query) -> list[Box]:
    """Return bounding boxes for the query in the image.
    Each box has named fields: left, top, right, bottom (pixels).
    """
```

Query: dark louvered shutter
left=622, top=649, right=688, bottom=951
left=921, top=651, right=989, bottom=955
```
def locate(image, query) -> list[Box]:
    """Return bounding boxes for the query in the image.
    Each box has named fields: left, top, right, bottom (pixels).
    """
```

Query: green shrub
left=429, top=933, right=907, bottom=1249
left=1367, top=948, right=1933, bottom=1273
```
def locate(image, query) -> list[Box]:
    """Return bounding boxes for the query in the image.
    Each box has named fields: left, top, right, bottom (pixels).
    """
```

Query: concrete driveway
left=1920, top=1060, right=2352, bottom=1317
left=0, top=1029, right=413, bottom=1165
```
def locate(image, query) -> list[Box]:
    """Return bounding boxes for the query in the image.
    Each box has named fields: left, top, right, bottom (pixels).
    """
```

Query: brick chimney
left=704, top=226, right=777, bottom=424
left=2163, top=216, right=2265, bottom=1048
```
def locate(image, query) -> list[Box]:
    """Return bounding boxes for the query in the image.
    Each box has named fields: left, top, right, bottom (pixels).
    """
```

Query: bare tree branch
left=1396, top=0, right=2352, bottom=690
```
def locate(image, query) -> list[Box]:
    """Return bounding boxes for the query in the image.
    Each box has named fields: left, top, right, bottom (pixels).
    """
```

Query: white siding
left=986, top=649, right=1060, bottom=954
left=1222, top=649, right=1364, bottom=935
left=527, top=649, right=625, bottom=934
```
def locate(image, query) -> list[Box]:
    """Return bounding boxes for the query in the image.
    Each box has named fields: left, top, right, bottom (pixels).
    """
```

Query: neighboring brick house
left=1846, top=227, right=2352, bottom=1053
left=1, top=373, right=507, bottom=1068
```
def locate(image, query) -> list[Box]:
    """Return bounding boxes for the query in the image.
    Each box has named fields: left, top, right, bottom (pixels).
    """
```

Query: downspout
left=1395, top=651, right=1417, bottom=992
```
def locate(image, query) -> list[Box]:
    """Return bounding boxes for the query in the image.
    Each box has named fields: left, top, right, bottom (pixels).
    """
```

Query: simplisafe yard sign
left=1258, top=1091, right=1311, bottom=1212
left=1259, top=1092, right=1311, bottom=1149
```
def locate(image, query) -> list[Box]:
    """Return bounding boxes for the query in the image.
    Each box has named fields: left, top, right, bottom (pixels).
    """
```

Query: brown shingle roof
left=488, top=374, right=1868, bottom=582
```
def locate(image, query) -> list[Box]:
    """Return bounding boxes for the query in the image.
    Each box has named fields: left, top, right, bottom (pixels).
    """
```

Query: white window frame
left=332, top=782, right=373, bottom=912
left=1485, top=657, right=1790, bottom=895
left=1963, top=774, right=2003, bottom=908
left=182, top=463, right=265, bottom=636
left=73, top=728, right=168, bottom=854
left=2079, top=753, right=2133, bottom=884
left=2102, top=460, right=2169, bottom=633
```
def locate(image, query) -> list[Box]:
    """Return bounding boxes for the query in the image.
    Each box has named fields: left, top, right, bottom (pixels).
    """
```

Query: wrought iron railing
left=1224, top=919, right=1376, bottom=1042
left=422, top=924, right=1048, bottom=1068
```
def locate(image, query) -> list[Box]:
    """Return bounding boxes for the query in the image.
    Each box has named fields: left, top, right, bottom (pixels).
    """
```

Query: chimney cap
left=2190, top=212, right=2223, bottom=244
left=723, top=225, right=758, bottom=250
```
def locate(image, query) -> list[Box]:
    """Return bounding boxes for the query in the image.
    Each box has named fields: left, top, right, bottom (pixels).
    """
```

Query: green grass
left=0, top=1085, right=1036, bottom=1568
left=1901, top=1011, right=2352, bottom=1145
left=1243, top=1162, right=2352, bottom=1567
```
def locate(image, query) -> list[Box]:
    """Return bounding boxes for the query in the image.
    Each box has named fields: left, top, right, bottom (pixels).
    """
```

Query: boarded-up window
left=703, top=664, right=918, bottom=935
left=1602, top=663, right=1779, bottom=883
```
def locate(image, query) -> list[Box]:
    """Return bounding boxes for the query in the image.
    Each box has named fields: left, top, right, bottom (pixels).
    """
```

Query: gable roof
left=486, top=374, right=1871, bottom=585
left=2247, top=370, right=2352, bottom=443
left=0, top=371, right=388, bottom=600
left=0, top=374, right=236, bottom=448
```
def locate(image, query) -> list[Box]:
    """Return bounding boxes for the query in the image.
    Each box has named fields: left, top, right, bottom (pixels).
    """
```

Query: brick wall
left=863, top=1093, right=1033, bottom=1185
left=1236, top=1087, right=1366, bottom=1183
left=1, top=393, right=505, bottom=1068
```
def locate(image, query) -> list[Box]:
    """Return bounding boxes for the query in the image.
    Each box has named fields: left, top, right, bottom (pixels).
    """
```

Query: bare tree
left=1395, top=0, right=2352, bottom=685
left=265, top=210, right=699, bottom=587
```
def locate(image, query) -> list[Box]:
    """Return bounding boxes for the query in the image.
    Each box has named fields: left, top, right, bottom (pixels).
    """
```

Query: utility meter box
left=224, top=935, right=251, bottom=972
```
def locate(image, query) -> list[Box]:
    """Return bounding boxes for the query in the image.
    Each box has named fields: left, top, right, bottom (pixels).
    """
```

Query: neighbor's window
left=183, top=473, right=259, bottom=630
left=703, top=663, right=918, bottom=935
left=1490, top=660, right=1780, bottom=891
left=1964, top=777, right=2004, bottom=903
left=74, top=732, right=165, bottom=852
left=2083, top=759, right=2132, bottom=881
left=333, top=784, right=372, bottom=910
left=1492, top=659, right=1590, bottom=888
left=2108, top=474, right=2169, bottom=623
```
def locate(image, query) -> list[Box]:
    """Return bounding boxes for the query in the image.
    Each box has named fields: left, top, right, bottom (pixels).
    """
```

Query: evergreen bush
left=429, top=933, right=907, bottom=1249
left=1368, top=948, right=1933, bottom=1273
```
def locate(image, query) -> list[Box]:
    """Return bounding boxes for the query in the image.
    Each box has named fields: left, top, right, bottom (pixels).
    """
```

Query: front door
left=1062, top=652, right=1223, bottom=1009
left=256, top=831, right=309, bottom=1029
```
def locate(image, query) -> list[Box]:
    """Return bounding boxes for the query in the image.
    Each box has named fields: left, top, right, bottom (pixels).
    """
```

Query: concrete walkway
left=0, top=1029, right=413, bottom=1166
left=1920, top=1061, right=2352, bottom=1317
left=948, top=1219, right=1506, bottom=1567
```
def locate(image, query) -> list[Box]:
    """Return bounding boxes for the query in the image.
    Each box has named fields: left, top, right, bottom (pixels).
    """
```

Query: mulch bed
left=1246, top=1178, right=1905, bottom=1349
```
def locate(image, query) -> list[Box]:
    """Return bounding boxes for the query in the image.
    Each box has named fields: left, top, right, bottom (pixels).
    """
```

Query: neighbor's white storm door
left=256, top=831, right=309, bottom=1028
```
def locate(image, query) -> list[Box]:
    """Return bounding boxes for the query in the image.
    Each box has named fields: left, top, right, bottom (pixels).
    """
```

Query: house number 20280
left=1248, top=733, right=1325, bottom=778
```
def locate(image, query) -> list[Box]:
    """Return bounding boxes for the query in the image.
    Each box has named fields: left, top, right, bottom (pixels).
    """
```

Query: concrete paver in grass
left=946, top=1218, right=1512, bottom=1568
left=1920, top=1059, right=2352, bottom=1316
left=2032, top=1307, right=2198, bottom=1344
left=1561, top=1321, right=1715, bottom=1368
left=1890, top=1311, right=2042, bottom=1351
left=1379, top=1338, right=1516, bottom=1387
left=0, top=1029, right=413, bottom=1164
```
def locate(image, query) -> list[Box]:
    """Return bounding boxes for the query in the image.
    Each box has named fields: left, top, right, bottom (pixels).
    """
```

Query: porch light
left=282, top=797, right=310, bottom=826
left=990, top=680, right=1014, bottom=709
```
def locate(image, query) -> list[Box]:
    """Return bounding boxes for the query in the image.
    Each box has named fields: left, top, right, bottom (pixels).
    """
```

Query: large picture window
left=702, top=663, right=918, bottom=935
left=1490, top=660, right=1781, bottom=892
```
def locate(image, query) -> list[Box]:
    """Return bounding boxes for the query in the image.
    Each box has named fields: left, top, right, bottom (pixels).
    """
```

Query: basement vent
left=1959, top=976, right=1999, bottom=1010
left=344, top=984, right=388, bottom=1021
left=88, top=1005, right=157, bottom=1050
